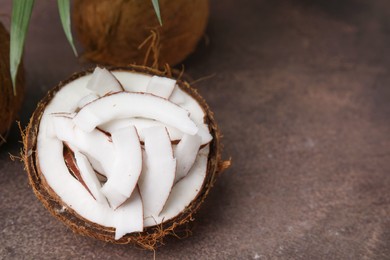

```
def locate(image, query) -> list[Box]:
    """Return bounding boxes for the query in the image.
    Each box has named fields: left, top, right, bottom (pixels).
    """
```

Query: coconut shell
left=23, top=65, right=230, bottom=249
left=0, top=22, right=24, bottom=145
left=73, top=0, right=209, bottom=68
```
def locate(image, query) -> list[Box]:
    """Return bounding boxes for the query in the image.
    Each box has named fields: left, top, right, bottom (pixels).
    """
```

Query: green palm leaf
left=10, top=0, right=34, bottom=95
left=151, top=0, right=162, bottom=26
left=57, top=0, right=78, bottom=56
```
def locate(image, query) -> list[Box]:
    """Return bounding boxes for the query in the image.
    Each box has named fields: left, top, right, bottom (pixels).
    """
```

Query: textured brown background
left=1, top=0, right=390, bottom=259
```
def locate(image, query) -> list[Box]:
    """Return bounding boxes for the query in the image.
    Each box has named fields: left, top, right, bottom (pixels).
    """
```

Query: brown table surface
left=1, top=0, right=390, bottom=259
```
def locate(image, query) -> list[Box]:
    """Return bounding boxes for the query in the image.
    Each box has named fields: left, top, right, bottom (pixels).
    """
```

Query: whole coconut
left=0, top=22, right=24, bottom=145
left=73, top=0, right=209, bottom=67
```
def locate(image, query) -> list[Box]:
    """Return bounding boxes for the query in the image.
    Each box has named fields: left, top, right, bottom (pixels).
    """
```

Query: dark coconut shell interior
left=23, top=65, right=230, bottom=249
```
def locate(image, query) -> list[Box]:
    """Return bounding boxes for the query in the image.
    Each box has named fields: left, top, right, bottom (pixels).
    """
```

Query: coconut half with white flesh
left=23, top=65, right=230, bottom=249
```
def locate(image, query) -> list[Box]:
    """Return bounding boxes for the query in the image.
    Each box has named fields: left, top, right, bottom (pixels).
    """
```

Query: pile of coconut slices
left=37, top=68, right=212, bottom=239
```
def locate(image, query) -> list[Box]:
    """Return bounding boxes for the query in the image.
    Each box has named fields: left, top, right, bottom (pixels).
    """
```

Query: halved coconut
left=23, top=65, right=230, bottom=249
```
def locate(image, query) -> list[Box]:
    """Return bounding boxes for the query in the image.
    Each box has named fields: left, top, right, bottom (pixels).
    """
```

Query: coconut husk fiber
left=72, top=0, right=209, bottom=68
left=0, top=22, right=24, bottom=145
left=23, top=65, right=230, bottom=250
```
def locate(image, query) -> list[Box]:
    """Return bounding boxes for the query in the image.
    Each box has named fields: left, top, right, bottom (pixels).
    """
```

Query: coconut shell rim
left=23, top=65, right=229, bottom=249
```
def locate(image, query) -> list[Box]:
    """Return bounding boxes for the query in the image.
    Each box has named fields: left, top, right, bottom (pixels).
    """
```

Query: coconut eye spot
left=33, top=67, right=217, bottom=242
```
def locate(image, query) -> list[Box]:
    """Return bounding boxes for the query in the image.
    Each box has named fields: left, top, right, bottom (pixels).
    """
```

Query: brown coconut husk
left=72, top=0, right=209, bottom=68
left=0, top=22, right=24, bottom=145
left=23, top=65, right=230, bottom=250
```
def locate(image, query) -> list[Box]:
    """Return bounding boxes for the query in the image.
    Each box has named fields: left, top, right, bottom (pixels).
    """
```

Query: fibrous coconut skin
left=72, top=0, right=209, bottom=67
left=23, top=65, right=230, bottom=250
left=0, top=22, right=24, bottom=145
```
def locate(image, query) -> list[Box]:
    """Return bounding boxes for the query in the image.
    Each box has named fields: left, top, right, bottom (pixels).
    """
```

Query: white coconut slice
left=145, top=75, right=176, bottom=99
left=169, top=85, right=186, bottom=105
left=138, top=126, right=176, bottom=218
left=100, top=183, right=127, bottom=210
left=73, top=92, right=198, bottom=135
left=173, top=134, right=202, bottom=183
left=101, top=126, right=142, bottom=209
left=169, top=85, right=205, bottom=125
left=74, top=151, right=108, bottom=205
left=112, top=71, right=151, bottom=92
left=86, top=67, right=123, bottom=96
left=197, top=124, right=213, bottom=145
left=99, top=118, right=184, bottom=142
left=113, top=188, right=143, bottom=240
left=100, top=118, right=212, bottom=145
left=144, top=145, right=209, bottom=227
left=51, top=116, right=115, bottom=177
left=77, top=93, right=100, bottom=108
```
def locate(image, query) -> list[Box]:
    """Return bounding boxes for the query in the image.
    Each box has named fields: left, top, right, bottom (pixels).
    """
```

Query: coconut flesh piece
left=99, top=118, right=183, bottom=143
left=101, top=126, right=142, bottom=209
left=100, top=117, right=212, bottom=145
left=74, top=151, right=108, bottom=206
left=35, top=68, right=212, bottom=240
left=138, top=126, right=176, bottom=218
left=76, top=67, right=124, bottom=109
left=73, top=92, right=199, bottom=135
left=113, top=187, right=143, bottom=240
left=86, top=67, right=123, bottom=96
left=85, top=68, right=211, bottom=143
left=144, top=145, right=209, bottom=227
left=51, top=116, right=115, bottom=177
left=173, top=134, right=202, bottom=184
left=145, top=75, right=176, bottom=99
left=77, top=93, right=100, bottom=108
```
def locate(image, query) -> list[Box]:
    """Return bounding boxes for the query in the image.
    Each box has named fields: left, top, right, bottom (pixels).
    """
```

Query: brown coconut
left=73, top=0, right=209, bottom=67
left=23, top=65, right=230, bottom=249
left=0, top=22, right=24, bottom=145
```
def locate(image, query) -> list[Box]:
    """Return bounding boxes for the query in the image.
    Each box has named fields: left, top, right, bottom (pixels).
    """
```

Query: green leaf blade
left=57, top=0, right=77, bottom=56
left=10, top=0, right=35, bottom=95
left=151, top=0, right=162, bottom=26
